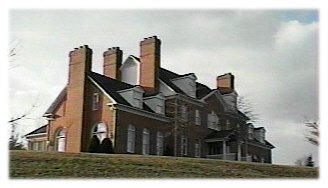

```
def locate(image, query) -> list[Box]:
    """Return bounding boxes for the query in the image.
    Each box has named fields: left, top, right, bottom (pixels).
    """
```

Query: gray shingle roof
left=25, top=124, right=47, bottom=137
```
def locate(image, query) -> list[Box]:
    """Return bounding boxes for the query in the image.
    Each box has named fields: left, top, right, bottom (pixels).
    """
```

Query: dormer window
left=171, top=73, right=197, bottom=98
left=144, top=93, right=165, bottom=115
left=118, top=86, right=144, bottom=109
left=92, top=92, right=100, bottom=110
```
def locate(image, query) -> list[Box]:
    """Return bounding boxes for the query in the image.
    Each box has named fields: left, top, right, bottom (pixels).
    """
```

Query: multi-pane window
left=127, top=125, right=136, bottom=153
left=32, top=141, right=45, bottom=151
left=55, top=129, right=66, bottom=152
left=92, top=92, right=100, bottom=110
left=142, top=128, right=150, bottom=155
left=194, top=139, right=201, bottom=158
left=207, top=111, right=218, bottom=130
left=195, top=110, right=201, bottom=125
left=180, top=105, right=188, bottom=121
left=156, top=131, right=164, bottom=156
left=181, top=135, right=188, bottom=156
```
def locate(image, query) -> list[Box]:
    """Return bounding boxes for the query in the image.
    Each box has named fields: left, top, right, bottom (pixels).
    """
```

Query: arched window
left=55, top=129, right=66, bottom=152
left=93, top=123, right=107, bottom=142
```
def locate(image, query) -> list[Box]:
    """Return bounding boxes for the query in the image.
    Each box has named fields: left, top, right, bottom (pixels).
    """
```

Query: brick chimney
left=66, top=45, right=92, bottom=153
left=139, top=36, right=161, bottom=93
left=217, top=73, right=235, bottom=94
left=103, top=47, right=122, bottom=79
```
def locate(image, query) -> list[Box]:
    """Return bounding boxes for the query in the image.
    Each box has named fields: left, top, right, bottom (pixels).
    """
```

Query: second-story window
left=207, top=111, right=218, bottom=130
left=180, top=105, right=188, bottom=121
left=195, top=110, right=201, bottom=125
left=92, top=92, right=100, bottom=110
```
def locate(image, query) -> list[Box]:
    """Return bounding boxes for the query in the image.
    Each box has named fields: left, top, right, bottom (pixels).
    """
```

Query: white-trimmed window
left=195, top=110, right=201, bottom=125
left=93, top=123, right=107, bottom=142
left=194, top=139, right=201, bottom=158
left=127, top=124, right=136, bottom=153
left=180, top=105, right=188, bottom=121
left=181, top=135, right=188, bottom=156
left=207, top=111, right=218, bottom=130
left=142, top=128, right=150, bottom=155
left=156, top=131, right=164, bottom=155
left=55, top=129, right=66, bottom=152
left=92, top=92, right=100, bottom=110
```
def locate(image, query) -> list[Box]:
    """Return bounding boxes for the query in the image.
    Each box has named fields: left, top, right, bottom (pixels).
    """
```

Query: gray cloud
left=9, top=10, right=318, bottom=165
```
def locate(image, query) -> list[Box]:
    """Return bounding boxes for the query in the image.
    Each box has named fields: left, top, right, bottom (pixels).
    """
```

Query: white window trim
left=142, top=128, right=150, bottom=155
left=195, top=110, right=201, bottom=125
left=156, top=131, right=164, bottom=156
left=181, top=136, right=188, bottom=156
left=92, top=92, right=100, bottom=110
left=194, top=140, right=201, bottom=158
left=127, top=125, right=136, bottom=153
left=180, top=105, right=188, bottom=121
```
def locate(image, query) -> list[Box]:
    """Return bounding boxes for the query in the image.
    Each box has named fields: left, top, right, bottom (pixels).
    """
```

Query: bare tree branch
left=238, top=96, right=260, bottom=123
left=304, top=121, right=319, bottom=146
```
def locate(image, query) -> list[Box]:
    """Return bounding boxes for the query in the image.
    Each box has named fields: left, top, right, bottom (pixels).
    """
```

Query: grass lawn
left=9, top=150, right=318, bottom=179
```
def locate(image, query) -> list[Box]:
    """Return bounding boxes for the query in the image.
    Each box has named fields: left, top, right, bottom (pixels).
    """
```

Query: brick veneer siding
left=114, top=110, right=171, bottom=155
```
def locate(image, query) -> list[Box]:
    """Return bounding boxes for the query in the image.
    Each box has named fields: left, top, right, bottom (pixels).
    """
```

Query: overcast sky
left=9, top=10, right=318, bottom=165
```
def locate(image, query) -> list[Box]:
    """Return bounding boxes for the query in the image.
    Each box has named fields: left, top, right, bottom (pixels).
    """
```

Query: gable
left=201, top=90, right=227, bottom=112
left=44, top=86, right=67, bottom=117
left=171, top=73, right=197, bottom=98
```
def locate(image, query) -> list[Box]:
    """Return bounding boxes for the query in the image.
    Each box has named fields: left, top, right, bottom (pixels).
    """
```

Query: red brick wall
left=139, top=36, right=161, bottom=93
left=103, top=47, right=122, bottom=79
left=115, top=110, right=171, bottom=155
left=80, top=80, right=116, bottom=152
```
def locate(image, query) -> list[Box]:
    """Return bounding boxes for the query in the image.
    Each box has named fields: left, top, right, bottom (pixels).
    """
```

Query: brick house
left=25, top=36, right=274, bottom=163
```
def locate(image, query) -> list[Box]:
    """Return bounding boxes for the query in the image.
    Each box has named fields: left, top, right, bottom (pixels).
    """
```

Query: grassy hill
left=10, top=150, right=318, bottom=179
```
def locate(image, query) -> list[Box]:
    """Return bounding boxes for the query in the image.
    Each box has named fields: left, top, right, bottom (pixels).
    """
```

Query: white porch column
left=222, top=140, right=226, bottom=160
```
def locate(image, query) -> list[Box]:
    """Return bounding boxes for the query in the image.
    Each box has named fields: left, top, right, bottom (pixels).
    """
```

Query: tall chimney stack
left=139, top=36, right=161, bottom=93
left=103, top=47, right=122, bottom=79
left=66, top=45, right=93, bottom=153
left=217, top=73, right=235, bottom=94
